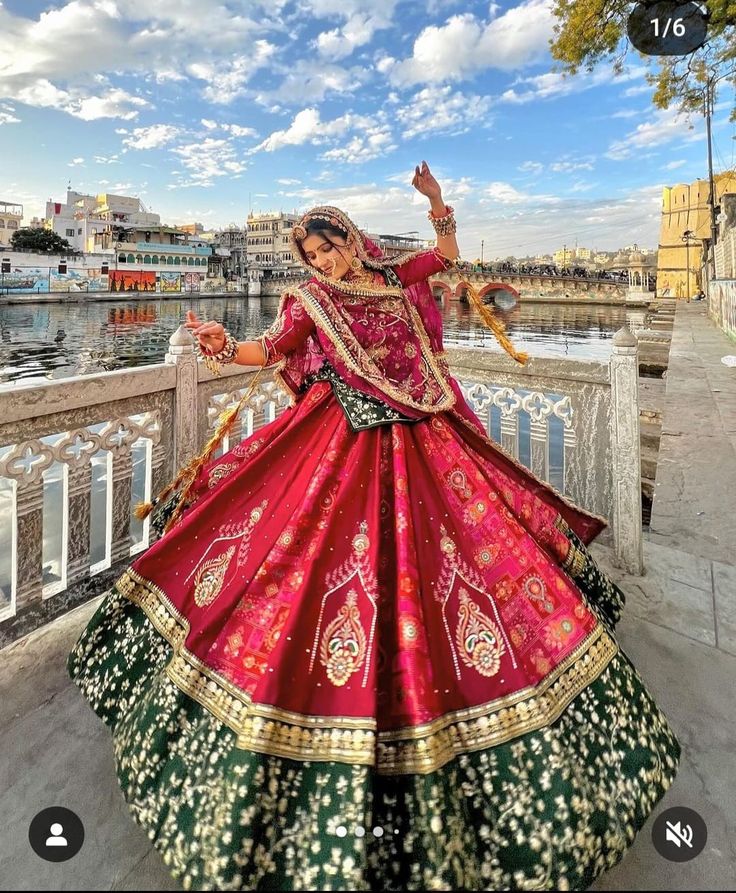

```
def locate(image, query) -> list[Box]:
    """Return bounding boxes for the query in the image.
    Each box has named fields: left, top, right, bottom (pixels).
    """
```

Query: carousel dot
left=336, top=826, right=347, bottom=837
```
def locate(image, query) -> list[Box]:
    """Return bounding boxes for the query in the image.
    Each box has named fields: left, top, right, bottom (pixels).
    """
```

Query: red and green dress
left=68, top=248, right=680, bottom=891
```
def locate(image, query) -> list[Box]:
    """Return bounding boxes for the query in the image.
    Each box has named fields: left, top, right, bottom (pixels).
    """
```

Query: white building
left=0, top=201, right=22, bottom=247
left=45, top=190, right=161, bottom=253
left=246, top=211, right=300, bottom=269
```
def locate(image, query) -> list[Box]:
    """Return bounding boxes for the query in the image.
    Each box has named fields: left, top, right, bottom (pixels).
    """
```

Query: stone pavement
left=0, top=301, right=734, bottom=891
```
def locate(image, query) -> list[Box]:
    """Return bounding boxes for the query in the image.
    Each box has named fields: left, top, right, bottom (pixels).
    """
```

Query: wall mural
left=109, top=270, right=156, bottom=292
left=50, top=269, right=108, bottom=292
left=0, top=267, right=50, bottom=293
left=160, top=272, right=181, bottom=292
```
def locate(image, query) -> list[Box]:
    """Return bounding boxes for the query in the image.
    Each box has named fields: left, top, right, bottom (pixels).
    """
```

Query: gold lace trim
left=117, top=567, right=618, bottom=775
left=293, top=282, right=456, bottom=415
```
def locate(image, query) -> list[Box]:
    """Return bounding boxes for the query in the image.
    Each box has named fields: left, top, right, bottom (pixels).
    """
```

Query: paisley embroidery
left=208, top=462, right=238, bottom=488
left=193, top=546, right=236, bottom=608
left=456, top=588, right=505, bottom=677
left=311, top=521, right=379, bottom=687
left=319, top=590, right=368, bottom=686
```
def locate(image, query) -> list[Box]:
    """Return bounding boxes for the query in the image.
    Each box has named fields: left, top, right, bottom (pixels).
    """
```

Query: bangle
left=197, top=331, right=239, bottom=376
left=428, top=204, right=456, bottom=236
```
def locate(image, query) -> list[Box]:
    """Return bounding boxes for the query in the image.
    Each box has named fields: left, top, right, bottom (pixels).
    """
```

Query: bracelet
left=197, top=331, right=239, bottom=376
left=428, top=204, right=457, bottom=236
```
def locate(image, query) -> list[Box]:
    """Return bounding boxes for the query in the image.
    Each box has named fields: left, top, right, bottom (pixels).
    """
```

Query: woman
left=67, top=161, right=680, bottom=891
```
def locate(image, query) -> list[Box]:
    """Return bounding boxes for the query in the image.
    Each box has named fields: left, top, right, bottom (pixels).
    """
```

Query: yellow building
left=657, top=171, right=736, bottom=298
left=0, top=201, right=23, bottom=247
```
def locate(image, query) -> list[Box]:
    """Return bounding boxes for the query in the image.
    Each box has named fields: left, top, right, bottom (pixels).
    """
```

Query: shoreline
left=0, top=290, right=650, bottom=308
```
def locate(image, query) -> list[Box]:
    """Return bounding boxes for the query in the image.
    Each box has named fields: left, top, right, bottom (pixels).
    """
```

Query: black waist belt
left=299, top=359, right=422, bottom=432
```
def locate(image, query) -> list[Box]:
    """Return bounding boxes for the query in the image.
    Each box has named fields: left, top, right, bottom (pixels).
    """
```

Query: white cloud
left=394, top=85, right=493, bottom=139
left=0, top=111, right=20, bottom=125
left=518, top=161, right=544, bottom=174
left=277, top=178, right=302, bottom=185
left=314, top=3, right=397, bottom=61
left=170, top=137, right=248, bottom=188
left=68, top=157, right=85, bottom=166
left=122, top=123, right=182, bottom=150
left=605, top=106, right=704, bottom=160
left=201, top=120, right=258, bottom=137
left=501, top=64, right=648, bottom=104
left=387, top=1, right=555, bottom=87
left=188, top=43, right=276, bottom=104
left=253, top=60, right=369, bottom=106
left=94, top=154, right=121, bottom=164
left=14, top=79, right=149, bottom=120
left=250, top=107, right=397, bottom=163
left=0, top=2, right=283, bottom=119
left=665, top=160, right=687, bottom=170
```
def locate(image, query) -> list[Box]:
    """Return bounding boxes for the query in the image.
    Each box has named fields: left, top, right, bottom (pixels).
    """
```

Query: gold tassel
left=463, top=281, right=529, bottom=365
left=133, top=500, right=155, bottom=520
left=138, top=365, right=267, bottom=535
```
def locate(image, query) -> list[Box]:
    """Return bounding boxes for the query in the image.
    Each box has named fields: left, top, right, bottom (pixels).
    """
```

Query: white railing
left=0, top=326, right=641, bottom=646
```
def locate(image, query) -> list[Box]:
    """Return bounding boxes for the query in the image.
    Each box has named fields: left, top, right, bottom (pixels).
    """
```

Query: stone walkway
left=1, top=301, right=734, bottom=891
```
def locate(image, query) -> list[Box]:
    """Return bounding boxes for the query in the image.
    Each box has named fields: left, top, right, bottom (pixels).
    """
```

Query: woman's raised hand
left=184, top=310, right=226, bottom=353
left=412, top=160, right=442, bottom=202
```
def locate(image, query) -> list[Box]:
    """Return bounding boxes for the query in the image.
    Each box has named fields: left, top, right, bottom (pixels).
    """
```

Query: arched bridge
left=429, top=270, right=629, bottom=308
left=259, top=267, right=632, bottom=303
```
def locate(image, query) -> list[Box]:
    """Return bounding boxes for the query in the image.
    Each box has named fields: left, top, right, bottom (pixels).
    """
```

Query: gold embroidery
left=118, top=565, right=618, bottom=774
left=293, top=282, right=456, bottom=415
left=436, top=525, right=518, bottom=679
left=208, top=462, right=238, bottom=488
left=311, top=522, right=378, bottom=686
left=193, top=546, right=236, bottom=608
left=319, top=590, right=368, bottom=686
left=456, top=588, right=505, bottom=677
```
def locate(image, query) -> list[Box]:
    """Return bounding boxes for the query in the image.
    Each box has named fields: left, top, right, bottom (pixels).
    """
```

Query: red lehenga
left=68, top=208, right=680, bottom=891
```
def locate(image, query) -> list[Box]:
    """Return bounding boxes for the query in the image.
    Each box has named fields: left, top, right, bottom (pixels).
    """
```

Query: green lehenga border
left=66, top=583, right=681, bottom=892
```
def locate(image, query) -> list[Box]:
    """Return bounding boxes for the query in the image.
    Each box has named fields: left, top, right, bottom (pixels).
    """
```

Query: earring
left=350, top=256, right=362, bottom=271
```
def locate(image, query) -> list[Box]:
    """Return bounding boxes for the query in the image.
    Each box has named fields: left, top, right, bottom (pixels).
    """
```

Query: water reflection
left=0, top=296, right=647, bottom=386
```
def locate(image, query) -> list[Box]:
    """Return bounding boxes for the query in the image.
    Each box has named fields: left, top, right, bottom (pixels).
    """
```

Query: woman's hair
left=300, top=218, right=351, bottom=268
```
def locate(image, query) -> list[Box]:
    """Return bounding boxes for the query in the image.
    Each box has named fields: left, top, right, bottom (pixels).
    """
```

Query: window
left=127, top=253, right=134, bottom=263
left=167, top=256, right=174, bottom=265
left=136, top=254, right=143, bottom=263
left=77, top=228, right=82, bottom=235
left=118, top=254, right=126, bottom=263
left=151, top=255, right=159, bottom=264
left=66, top=228, right=75, bottom=237
left=188, top=257, right=194, bottom=266
left=144, top=254, right=151, bottom=264
left=0, top=220, right=4, bottom=227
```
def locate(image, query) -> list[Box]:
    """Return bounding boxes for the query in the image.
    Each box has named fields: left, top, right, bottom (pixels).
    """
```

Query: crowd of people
left=456, top=259, right=634, bottom=282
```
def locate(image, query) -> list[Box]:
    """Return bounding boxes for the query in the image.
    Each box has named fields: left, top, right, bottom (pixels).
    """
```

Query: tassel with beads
left=463, top=280, right=529, bottom=365
left=134, top=365, right=267, bottom=534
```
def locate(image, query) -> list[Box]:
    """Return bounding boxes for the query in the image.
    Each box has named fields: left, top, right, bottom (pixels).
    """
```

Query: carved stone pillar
left=166, top=325, right=199, bottom=471
left=610, top=326, right=643, bottom=574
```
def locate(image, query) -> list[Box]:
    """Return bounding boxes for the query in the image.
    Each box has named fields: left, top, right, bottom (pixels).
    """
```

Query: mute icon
left=653, top=807, right=706, bottom=862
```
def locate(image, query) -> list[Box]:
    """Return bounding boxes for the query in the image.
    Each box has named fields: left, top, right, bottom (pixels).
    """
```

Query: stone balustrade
left=0, top=326, right=641, bottom=647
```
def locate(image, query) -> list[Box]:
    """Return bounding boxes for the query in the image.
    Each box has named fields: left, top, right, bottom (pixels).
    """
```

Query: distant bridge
left=259, top=267, right=632, bottom=303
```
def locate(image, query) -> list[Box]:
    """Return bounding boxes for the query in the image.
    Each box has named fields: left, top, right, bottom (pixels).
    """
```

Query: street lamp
left=682, top=229, right=697, bottom=302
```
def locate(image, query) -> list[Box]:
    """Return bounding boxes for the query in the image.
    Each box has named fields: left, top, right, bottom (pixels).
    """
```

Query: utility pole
left=705, top=75, right=717, bottom=279
left=481, top=239, right=484, bottom=264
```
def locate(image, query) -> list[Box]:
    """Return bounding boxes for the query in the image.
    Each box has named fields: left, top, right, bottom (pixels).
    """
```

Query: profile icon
left=29, top=808, right=84, bottom=862
left=45, top=823, right=68, bottom=847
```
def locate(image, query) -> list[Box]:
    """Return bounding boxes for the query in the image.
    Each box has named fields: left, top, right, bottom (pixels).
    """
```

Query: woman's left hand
left=412, top=160, right=442, bottom=202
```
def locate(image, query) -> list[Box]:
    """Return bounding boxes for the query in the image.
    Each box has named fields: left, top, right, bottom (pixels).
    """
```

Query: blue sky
left=0, top=0, right=734, bottom=259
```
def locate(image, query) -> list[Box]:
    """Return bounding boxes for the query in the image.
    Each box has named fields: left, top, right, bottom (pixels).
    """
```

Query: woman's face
left=301, top=231, right=355, bottom=279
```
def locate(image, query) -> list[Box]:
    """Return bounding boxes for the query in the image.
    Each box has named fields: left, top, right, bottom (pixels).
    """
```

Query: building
left=45, top=189, right=161, bottom=254
left=180, top=223, right=205, bottom=236
left=657, top=170, right=736, bottom=298
left=364, top=233, right=430, bottom=258
left=0, top=202, right=23, bottom=247
left=246, top=211, right=300, bottom=269
left=213, top=226, right=247, bottom=279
